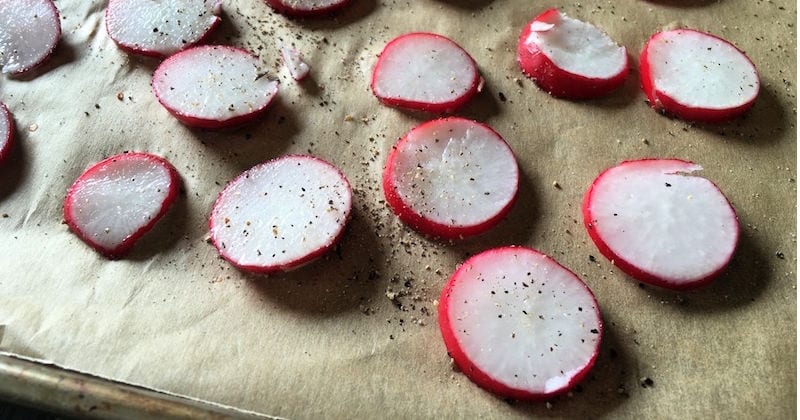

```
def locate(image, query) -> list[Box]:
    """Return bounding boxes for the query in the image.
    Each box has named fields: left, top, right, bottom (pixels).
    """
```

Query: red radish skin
left=583, top=159, right=739, bottom=290
left=382, top=118, right=519, bottom=239
left=105, top=0, right=222, bottom=57
left=640, top=29, right=759, bottom=123
left=439, top=246, right=603, bottom=400
left=63, top=153, right=180, bottom=259
left=209, top=155, right=352, bottom=274
left=371, top=33, right=482, bottom=113
left=517, top=8, right=628, bottom=99
left=0, top=102, right=13, bottom=165
left=0, top=0, right=61, bottom=74
left=266, top=0, right=350, bottom=17
left=152, top=46, right=279, bottom=129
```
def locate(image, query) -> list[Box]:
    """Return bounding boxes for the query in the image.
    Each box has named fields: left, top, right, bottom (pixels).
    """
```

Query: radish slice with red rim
left=266, top=0, right=350, bottom=17
left=583, top=159, right=739, bottom=290
left=64, top=153, right=180, bottom=259
left=280, top=45, right=310, bottom=81
left=209, top=155, right=352, bottom=274
left=152, top=45, right=279, bottom=129
left=105, top=0, right=222, bottom=57
left=439, top=246, right=603, bottom=401
left=0, top=0, right=61, bottom=74
left=0, top=102, right=13, bottom=164
left=640, top=29, right=759, bottom=123
left=517, top=8, right=628, bottom=99
left=371, top=33, right=481, bottom=113
left=382, top=117, right=519, bottom=239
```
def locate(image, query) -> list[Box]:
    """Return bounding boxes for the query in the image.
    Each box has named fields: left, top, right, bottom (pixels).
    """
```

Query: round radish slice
left=517, top=8, right=628, bottom=99
left=64, top=153, right=180, bottom=259
left=439, top=246, right=602, bottom=401
left=266, top=0, right=350, bottom=16
left=209, top=155, right=352, bottom=274
left=152, top=46, right=279, bottom=129
left=640, top=29, right=759, bottom=123
left=382, top=117, right=518, bottom=239
left=371, top=33, right=481, bottom=113
left=0, top=102, right=13, bottom=164
left=105, top=0, right=222, bottom=57
left=0, top=0, right=61, bottom=74
left=583, top=159, right=739, bottom=290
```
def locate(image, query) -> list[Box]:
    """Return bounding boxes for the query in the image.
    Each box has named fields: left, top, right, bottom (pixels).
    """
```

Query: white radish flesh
left=0, top=102, right=11, bottom=164
left=280, top=45, right=310, bottom=81
left=209, top=155, right=352, bottom=274
left=583, top=159, right=739, bottom=289
left=105, top=0, right=222, bottom=57
left=382, top=118, right=518, bottom=239
left=0, top=0, right=60, bottom=74
left=152, top=46, right=279, bottom=128
left=439, top=246, right=602, bottom=400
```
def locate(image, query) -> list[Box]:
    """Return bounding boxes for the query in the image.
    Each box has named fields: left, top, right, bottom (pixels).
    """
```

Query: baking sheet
left=0, top=0, right=795, bottom=418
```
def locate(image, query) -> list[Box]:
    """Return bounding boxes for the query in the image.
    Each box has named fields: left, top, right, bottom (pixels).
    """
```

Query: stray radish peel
left=152, top=46, right=279, bottom=129
left=518, top=9, right=628, bottom=99
left=0, top=0, right=61, bottom=74
left=106, top=0, right=222, bottom=57
left=266, top=0, right=350, bottom=16
left=640, top=29, right=759, bottom=122
left=280, top=45, right=310, bottom=81
left=64, top=153, right=180, bottom=259
left=383, top=118, right=518, bottom=239
left=0, top=103, right=13, bottom=164
left=439, top=246, right=602, bottom=400
left=583, top=159, right=739, bottom=290
left=209, top=155, right=352, bottom=274
left=372, top=33, right=481, bottom=113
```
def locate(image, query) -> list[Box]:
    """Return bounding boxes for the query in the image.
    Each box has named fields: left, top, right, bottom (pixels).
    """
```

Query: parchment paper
left=0, top=0, right=795, bottom=418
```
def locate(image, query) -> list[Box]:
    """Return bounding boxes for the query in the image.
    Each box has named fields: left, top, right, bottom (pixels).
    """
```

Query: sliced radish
left=439, top=246, right=603, bottom=401
left=0, top=102, right=13, bottom=164
left=280, top=45, right=310, bottom=81
left=583, top=159, right=739, bottom=290
left=517, top=8, right=628, bottom=99
left=105, top=0, right=222, bottom=57
left=152, top=45, right=279, bottom=129
left=209, top=155, right=352, bottom=274
left=382, top=117, right=518, bottom=239
left=64, top=153, right=180, bottom=259
left=0, top=0, right=61, bottom=74
left=265, top=0, right=350, bottom=17
left=640, top=29, right=759, bottom=123
left=371, top=33, right=481, bottom=113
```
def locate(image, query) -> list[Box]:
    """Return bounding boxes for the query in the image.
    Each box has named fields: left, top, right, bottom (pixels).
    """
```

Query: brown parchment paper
left=0, top=0, right=795, bottom=418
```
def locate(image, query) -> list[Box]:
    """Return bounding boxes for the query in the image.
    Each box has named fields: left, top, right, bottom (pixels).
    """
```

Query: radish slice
left=209, top=155, right=352, bottom=274
left=371, top=33, right=481, bottom=113
left=0, top=102, right=12, bottom=164
left=583, top=159, right=739, bottom=290
left=64, top=153, right=180, bottom=259
left=105, top=0, right=222, bottom=57
left=280, top=45, right=310, bottom=81
left=640, top=29, right=760, bottom=123
left=0, top=0, right=61, bottom=74
left=382, top=117, right=519, bottom=239
left=517, top=8, right=628, bottom=99
left=439, top=246, right=603, bottom=401
left=266, top=0, right=350, bottom=17
left=152, top=45, right=279, bottom=129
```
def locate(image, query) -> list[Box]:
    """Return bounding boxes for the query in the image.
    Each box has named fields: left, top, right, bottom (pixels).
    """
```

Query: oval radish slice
left=0, top=102, right=13, bottom=164
left=583, top=159, right=739, bottom=290
left=439, top=246, right=603, bottom=400
left=105, top=0, right=222, bottom=57
left=640, top=29, right=759, bottom=123
left=266, top=0, right=350, bottom=16
left=517, top=9, right=628, bottom=99
left=0, top=0, right=61, bottom=74
left=209, top=155, right=352, bottom=274
left=152, top=46, right=279, bottom=129
left=382, top=118, right=518, bottom=239
left=371, top=33, right=481, bottom=113
left=64, top=153, right=180, bottom=259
